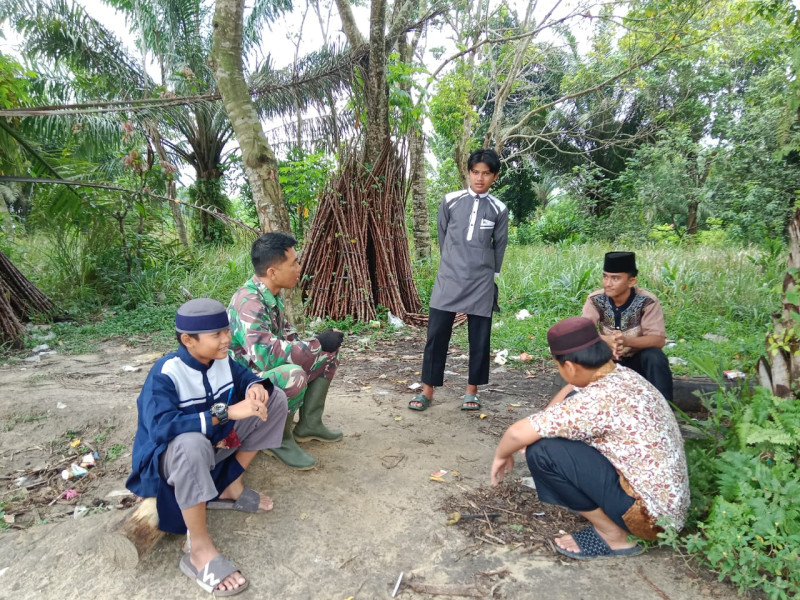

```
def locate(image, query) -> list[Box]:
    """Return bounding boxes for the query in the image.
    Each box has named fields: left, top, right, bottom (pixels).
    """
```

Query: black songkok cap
left=175, top=298, right=229, bottom=334
left=603, top=251, right=637, bottom=275
left=547, top=317, right=601, bottom=356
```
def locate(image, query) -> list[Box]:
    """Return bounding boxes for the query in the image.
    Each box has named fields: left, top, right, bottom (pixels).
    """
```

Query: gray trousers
left=160, top=387, right=288, bottom=510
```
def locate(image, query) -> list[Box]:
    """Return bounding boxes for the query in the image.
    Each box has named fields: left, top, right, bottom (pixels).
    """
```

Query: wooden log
left=100, top=497, right=164, bottom=569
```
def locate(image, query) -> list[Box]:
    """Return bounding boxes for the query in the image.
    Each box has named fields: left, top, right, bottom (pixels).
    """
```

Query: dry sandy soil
left=0, top=328, right=751, bottom=600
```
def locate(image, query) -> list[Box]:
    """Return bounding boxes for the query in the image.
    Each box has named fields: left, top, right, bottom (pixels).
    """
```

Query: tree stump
left=100, top=498, right=164, bottom=569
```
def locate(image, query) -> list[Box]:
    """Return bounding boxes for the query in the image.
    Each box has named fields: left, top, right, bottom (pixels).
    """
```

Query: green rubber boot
left=263, top=411, right=316, bottom=470
left=293, top=377, right=343, bottom=443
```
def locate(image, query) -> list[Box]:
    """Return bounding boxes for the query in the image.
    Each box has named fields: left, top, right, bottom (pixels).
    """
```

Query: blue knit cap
left=175, top=298, right=229, bottom=334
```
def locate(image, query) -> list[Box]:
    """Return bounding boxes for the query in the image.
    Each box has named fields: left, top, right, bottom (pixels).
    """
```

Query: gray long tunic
left=429, top=189, right=509, bottom=317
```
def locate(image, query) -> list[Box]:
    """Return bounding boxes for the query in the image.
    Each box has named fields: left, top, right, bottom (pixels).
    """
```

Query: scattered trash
left=509, top=403, right=521, bottom=408
left=702, top=333, right=729, bottom=343
left=430, top=469, right=459, bottom=483
left=387, top=311, right=405, bottom=329
left=408, top=382, right=421, bottom=391
left=394, top=416, right=402, bottom=422
left=479, top=413, right=487, bottom=419
left=494, top=349, right=509, bottom=365
left=492, top=321, right=503, bottom=329
left=519, top=352, right=533, bottom=362
left=69, top=439, right=81, bottom=448
left=369, top=320, right=381, bottom=329
left=63, top=490, right=80, bottom=500
left=668, top=356, right=688, bottom=366
left=61, top=463, right=89, bottom=480
left=515, top=309, right=531, bottom=320
left=665, top=340, right=677, bottom=348
left=533, top=512, right=546, bottom=517
left=520, top=477, right=536, bottom=490
left=80, top=452, right=97, bottom=468
left=0, top=567, right=9, bottom=579
left=377, top=391, right=390, bottom=396
left=32, top=343, right=50, bottom=354
left=444, top=370, right=459, bottom=376
left=73, top=505, right=89, bottom=520
left=724, top=370, right=747, bottom=380
left=121, top=365, right=141, bottom=372
left=56, top=402, right=67, bottom=409
left=106, top=489, right=134, bottom=499
left=14, top=476, right=29, bottom=488
left=392, top=572, right=404, bottom=598
left=308, top=317, right=323, bottom=330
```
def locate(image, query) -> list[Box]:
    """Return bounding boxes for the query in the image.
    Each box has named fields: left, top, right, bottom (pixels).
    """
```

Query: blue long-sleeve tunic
left=126, top=345, right=267, bottom=533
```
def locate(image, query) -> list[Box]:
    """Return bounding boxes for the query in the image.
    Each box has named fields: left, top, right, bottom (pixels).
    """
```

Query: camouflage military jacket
left=228, top=276, right=322, bottom=372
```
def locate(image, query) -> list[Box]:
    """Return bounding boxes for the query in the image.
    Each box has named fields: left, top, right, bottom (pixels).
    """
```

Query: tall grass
left=11, top=229, right=783, bottom=375
left=434, top=242, right=783, bottom=376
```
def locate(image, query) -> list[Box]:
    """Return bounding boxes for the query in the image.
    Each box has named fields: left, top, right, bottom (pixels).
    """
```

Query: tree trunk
left=145, top=123, right=189, bottom=248
left=365, top=0, right=390, bottom=159
left=409, top=124, right=430, bottom=260
left=100, top=497, right=164, bottom=569
left=757, top=207, right=800, bottom=398
left=209, top=0, right=292, bottom=235
left=0, top=250, right=59, bottom=348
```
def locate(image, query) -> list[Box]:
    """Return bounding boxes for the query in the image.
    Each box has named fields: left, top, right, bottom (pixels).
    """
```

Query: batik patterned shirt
left=582, top=288, right=666, bottom=358
left=528, top=365, right=689, bottom=529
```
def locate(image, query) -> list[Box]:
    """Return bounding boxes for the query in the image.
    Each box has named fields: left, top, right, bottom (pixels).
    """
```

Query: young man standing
left=228, top=232, right=344, bottom=470
left=410, top=148, right=509, bottom=412
left=581, top=251, right=673, bottom=401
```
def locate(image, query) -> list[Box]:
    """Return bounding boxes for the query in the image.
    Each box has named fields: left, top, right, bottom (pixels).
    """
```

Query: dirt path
left=0, top=331, right=746, bottom=599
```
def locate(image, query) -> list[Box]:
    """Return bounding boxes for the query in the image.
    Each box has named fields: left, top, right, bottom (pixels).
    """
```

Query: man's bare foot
left=555, top=528, right=636, bottom=554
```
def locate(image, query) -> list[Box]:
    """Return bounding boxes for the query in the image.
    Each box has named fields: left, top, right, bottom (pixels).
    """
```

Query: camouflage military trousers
left=260, top=350, right=339, bottom=412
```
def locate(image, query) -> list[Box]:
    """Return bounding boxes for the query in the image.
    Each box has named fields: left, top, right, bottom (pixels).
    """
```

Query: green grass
left=433, top=242, right=782, bottom=377
left=8, top=232, right=783, bottom=379
left=2, top=412, right=48, bottom=432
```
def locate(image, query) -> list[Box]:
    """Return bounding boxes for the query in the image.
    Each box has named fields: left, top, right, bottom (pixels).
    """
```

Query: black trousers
left=525, top=438, right=634, bottom=532
left=619, top=347, right=673, bottom=401
left=421, top=307, right=492, bottom=387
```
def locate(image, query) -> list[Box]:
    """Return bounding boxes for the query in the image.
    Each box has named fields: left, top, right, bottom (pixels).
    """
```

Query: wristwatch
left=210, top=402, right=229, bottom=425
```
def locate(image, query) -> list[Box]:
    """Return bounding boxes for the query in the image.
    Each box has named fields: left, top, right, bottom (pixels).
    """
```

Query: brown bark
left=144, top=122, right=189, bottom=248
left=409, top=124, right=430, bottom=260
left=0, top=250, right=60, bottom=347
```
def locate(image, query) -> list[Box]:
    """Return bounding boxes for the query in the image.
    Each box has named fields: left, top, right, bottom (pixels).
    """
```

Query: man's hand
left=490, top=455, right=514, bottom=487
left=315, top=328, right=344, bottom=353
left=601, top=332, right=623, bottom=360
left=228, top=394, right=267, bottom=422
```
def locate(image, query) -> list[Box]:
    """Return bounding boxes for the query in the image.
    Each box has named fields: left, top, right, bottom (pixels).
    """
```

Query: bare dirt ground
left=0, top=328, right=750, bottom=600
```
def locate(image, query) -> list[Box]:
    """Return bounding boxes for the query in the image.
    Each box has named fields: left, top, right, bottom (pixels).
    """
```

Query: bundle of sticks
left=301, top=143, right=427, bottom=326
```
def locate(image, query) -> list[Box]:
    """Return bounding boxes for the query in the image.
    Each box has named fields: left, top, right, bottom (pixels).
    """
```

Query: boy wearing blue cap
left=126, top=298, right=288, bottom=596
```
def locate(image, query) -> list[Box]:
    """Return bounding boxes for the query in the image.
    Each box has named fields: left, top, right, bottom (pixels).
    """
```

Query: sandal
left=207, top=487, right=270, bottom=513
left=179, top=553, right=249, bottom=596
left=554, top=526, right=643, bottom=560
left=460, top=394, right=481, bottom=411
left=408, top=393, right=432, bottom=411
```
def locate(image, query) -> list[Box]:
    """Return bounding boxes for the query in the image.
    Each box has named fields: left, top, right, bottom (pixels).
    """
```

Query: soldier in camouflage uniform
left=228, top=232, right=344, bottom=470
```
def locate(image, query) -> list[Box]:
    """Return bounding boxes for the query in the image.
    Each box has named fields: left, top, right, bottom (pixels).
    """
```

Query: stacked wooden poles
left=301, top=143, right=427, bottom=325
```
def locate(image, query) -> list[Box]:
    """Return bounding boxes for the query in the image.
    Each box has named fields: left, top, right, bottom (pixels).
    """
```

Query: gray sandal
left=207, top=487, right=264, bottom=513
left=179, top=553, right=249, bottom=596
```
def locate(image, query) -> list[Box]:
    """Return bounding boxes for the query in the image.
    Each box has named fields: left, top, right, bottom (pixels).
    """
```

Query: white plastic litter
left=515, top=309, right=531, bottom=320
left=669, top=356, right=688, bottom=366
left=520, top=477, right=537, bottom=489
left=56, top=402, right=67, bottom=409
left=494, top=349, right=509, bottom=366
left=121, top=365, right=141, bottom=372
left=387, top=311, right=405, bottom=329
left=408, top=382, right=421, bottom=390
